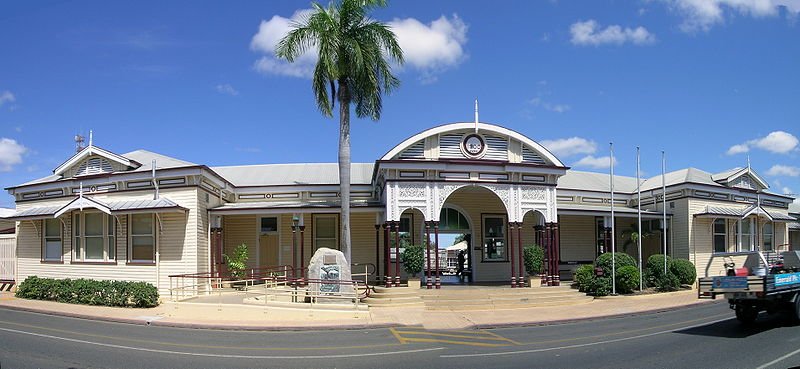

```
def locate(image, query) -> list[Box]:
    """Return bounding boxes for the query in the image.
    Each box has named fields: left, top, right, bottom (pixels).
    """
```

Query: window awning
left=694, top=205, right=795, bottom=222
left=2, top=196, right=187, bottom=221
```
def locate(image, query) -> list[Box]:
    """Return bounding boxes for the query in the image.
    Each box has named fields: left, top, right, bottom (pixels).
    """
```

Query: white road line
left=441, top=317, right=731, bottom=358
left=0, top=327, right=444, bottom=359
left=756, top=346, right=800, bottom=369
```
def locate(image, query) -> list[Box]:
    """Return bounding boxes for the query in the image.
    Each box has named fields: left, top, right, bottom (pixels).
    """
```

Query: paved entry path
left=0, top=289, right=709, bottom=330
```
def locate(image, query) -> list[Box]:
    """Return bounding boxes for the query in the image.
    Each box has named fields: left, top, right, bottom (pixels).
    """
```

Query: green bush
left=573, top=264, right=595, bottom=292
left=670, top=259, right=697, bottom=285
left=645, top=254, right=672, bottom=287
left=401, top=245, right=425, bottom=277
left=524, top=245, right=545, bottom=275
left=653, top=272, right=680, bottom=292
left=616, top=265, right=640, bottom=294
left=15, top=276, right=159, bottom=308
left=595, top=252, right=637, bottom=276
left=224, top=243, right=249, bottom=280
left=587, top=276, right=612, bottom=297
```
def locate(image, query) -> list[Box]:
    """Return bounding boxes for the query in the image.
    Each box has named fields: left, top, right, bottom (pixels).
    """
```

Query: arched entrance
left=434, top=206, right=472, bottom=285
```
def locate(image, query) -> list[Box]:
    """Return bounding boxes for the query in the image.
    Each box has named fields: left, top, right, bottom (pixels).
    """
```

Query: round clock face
left=462, top=134, right=486, bottom=158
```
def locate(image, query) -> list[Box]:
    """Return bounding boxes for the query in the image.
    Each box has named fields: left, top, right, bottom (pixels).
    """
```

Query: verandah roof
left=694, top=204, right=795, bottom=222
left=2, top=196, right=187, bottom=221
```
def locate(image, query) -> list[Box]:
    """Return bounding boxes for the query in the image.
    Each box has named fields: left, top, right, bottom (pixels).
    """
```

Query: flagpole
left=637, top=146, right=642, bottom=292
left=662, top=150, right=667, bottom=275
left=610, top=142, right=616, bottom=296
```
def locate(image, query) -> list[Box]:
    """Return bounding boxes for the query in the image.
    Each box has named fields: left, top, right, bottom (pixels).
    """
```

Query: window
left=738, top=218, right=753, bottom=251
left=482, top=215, right=506, bottom=261
left=314, top=215, right=338, bottom=250
left=596, top=217, right=607, bottom=254
left=43, top=218, right=62, bottom=261
left=763, top=223, right=773, bottom=251
left=73, top=212, right=116, bottom=262
left=713, top=219, right=727, bottom=253
left=260, top=217, right=278, bottom=233
left=130, top=214, right=155, bottom=262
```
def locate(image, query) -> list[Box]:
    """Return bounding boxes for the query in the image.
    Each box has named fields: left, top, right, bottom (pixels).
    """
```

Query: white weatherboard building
left=1, top=122, right=796, bottom=294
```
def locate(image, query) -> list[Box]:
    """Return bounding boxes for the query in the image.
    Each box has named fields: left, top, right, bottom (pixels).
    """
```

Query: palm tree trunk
left=338, top=80, right=352, bottom=263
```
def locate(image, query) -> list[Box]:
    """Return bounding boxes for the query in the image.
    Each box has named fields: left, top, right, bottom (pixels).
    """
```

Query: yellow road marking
left=0, top=320, right=401, bottom=352
left=394, top=330, right=513, bottom=341
left=482, top=329, right=522, bottom=345
left=400, top=337, right=510, bottom=348
left=389, top=327, right=407, bottom=344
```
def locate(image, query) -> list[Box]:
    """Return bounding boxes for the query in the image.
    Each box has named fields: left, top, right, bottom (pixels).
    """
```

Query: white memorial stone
left=307, top=247, right=353, bottom=296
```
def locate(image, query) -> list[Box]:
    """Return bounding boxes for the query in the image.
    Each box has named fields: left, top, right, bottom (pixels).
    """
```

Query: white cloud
left=215, top=84, right=240, bottom=96
left=573, top=155, right=617, bottom=169
left=250, top=11, right=468, bottom=82
left=0, top=138, right=27, bottom=172
left=0, top=90, right=15, bottom=106
left=727, top=131, right=799, bottom=155
left=569, top=20, right=656, bottom=46
left=541, top=137, right=598, bottom=157
left=766, top=164, right=800, bottom=177
left=529, top=97, right=571, bottom=113
left=664, top=0, right=800, bottom=32
left=783, top=186, right=794, bottom=195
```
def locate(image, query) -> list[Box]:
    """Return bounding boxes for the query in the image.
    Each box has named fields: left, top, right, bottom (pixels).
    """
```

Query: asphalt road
left=0, top=302, right=799, bottom=369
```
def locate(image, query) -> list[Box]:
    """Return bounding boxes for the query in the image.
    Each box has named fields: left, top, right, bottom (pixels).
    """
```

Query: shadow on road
left=675, top=313, right=797, bottom=339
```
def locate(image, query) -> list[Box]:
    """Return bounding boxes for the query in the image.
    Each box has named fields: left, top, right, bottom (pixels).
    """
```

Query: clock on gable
left=461, top=133, right=486, bottom=159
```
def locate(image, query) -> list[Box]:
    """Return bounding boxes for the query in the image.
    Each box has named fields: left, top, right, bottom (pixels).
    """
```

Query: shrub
left=645, top=254, right=672, bottom=287
left=653, top=272, right=680, bottom=292
left=15, top=276, right=159, bottom=308
left=224, top=243, right=249, bottom=280
left=401, top=245, right=425, bottom=277
left=670, top=259, right=697, bottom=285
left=616, top=265, right=640, bottom=294
left=595, top=252, right=637, bottom=276
left=587, top=276, right=612, bottom=297
left=573, top=264, right=595, bottom=292
left=524, top=245, right=545, bottom=275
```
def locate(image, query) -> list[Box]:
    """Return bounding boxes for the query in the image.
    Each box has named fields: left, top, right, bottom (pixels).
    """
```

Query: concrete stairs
left=420, top=286, right=593, bottom=311
left=363, top=286, right=424, bottom=307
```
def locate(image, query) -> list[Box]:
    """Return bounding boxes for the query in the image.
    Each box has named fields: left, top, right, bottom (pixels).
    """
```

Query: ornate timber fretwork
left=385, top=181, right=558, bottom=223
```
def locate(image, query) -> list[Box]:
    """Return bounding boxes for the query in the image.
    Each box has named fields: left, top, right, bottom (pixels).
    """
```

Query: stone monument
left=307, top=247, right=354, bottom=296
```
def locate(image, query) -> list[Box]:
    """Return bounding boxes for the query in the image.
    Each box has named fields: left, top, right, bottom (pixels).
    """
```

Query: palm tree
left=622, top=223, right=652, bottom=254
left=276, top=0, right=403, bottom=262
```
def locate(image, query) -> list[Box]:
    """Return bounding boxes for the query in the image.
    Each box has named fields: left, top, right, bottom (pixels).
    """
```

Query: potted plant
left=524, top=244, right=545, bottom=288
left=223, top=243, right=249, bottom=289
left=401, top=245, right=424, bottom=289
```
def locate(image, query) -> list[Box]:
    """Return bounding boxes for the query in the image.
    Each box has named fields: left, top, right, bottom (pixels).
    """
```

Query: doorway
left=437, top=207, right=472, bottom=284
left=258, top=217, right=279, bottom=268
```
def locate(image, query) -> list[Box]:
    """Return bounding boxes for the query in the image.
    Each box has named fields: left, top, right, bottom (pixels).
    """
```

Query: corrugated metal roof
left=696, top=205, right=795, bottom=221
left=640, top=167, right=720, bottom=192
left=789, top=222, right=800, bottom=230
left=557, top=170, right=640, bottom=193
left=3, top=204, right=67, bottom=220
left=108, top=197, right=184, bottom=212
left=210, top=163, right=375, bottom=187
left=0, top=208, right=15, bottom=218
left=3, top=197, right=184, bottom=220
left=557, top=203, right=669, bottom=216
left=711, top=167, right=743, bottom=182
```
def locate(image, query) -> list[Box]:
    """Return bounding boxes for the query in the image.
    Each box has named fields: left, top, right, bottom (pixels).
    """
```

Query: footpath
left=0, top=289, right=716, bottom=331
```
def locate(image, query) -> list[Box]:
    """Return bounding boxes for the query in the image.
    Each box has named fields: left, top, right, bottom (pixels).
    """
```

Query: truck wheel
left=736, top=304, right=758, bottom=325
left=792, top=293, right=800, bottom=325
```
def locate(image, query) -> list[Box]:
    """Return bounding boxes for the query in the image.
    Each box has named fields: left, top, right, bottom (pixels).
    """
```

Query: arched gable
left=380, top=122, right=565, bottom=167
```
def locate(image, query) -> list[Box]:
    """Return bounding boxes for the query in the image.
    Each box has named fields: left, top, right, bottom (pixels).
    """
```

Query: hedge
left=595, top=252, right=637, bottom=276
left=15, top=276, right=159, bottom=308
left=524, top=245, right=545, bottom=275
left=402, top=245, right=425, bottom=277
left=670, top=259, right=697, bottom=285
left=573, top=264, right=595, bottom=292
left=616, top=265, right=640, bottom=294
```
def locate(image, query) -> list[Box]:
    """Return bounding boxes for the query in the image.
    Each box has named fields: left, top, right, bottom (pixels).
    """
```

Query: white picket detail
left=0, top=235, right=15, bottom=281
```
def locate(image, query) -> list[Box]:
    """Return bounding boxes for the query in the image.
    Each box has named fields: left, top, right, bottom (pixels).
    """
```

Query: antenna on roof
left=474, top=98, right=479, bottom=133
left=74, top=134, right=85, bottom=152
left=746, top=155, right=751, bottom=172
left=88, top=130, right=94, bottom=147
left=152, top=159, right=159, bottom=200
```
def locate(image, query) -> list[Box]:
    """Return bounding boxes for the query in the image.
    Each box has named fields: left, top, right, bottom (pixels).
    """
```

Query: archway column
left=383, top=222, right=391, bottom=287
left=425, top=221, right=432, bottom=289
left=434, top=221, right=441, bottom=289
left=509, top=221, right=516, bottom=288
left=517, top=222, right=524, bottom=287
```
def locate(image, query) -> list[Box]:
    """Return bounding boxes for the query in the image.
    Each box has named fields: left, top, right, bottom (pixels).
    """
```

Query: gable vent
left=439, top=134, right=463, bottom=159
left=522, top=146, right=546, bottom=165
left=398, top=140, right=425, bottom=159
left=76, top=157, right=113, bottom=176
left=483, top=136, right=508, bottom=161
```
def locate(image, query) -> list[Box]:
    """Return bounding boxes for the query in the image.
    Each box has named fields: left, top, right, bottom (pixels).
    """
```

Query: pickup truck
left=698, top=251, right=800, bottom=325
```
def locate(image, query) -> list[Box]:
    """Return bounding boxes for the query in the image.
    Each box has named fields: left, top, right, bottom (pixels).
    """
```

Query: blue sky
left=1, top=0, right=799, bottom=208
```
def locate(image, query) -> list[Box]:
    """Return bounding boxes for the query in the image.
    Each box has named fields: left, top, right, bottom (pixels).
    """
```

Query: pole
left=662, top=150, right=667, bottom=275
left=383, top=223, right=390, bottom=287
left=426, top=221, right=432, bottom=289
left=299, top=225, right=306, bottom=282
left=510, top=221, right=516, bottom=288
left=517, top=222, right=524, bottom=287
left=394, top=221, right=400, bottom=286
left=637, top=146, right=643, bottom=292
left=610, top=142, right=616, bottom=296
left=434, top=222, right=441, bottom=289
left=375, top=224, right=380, bottom=284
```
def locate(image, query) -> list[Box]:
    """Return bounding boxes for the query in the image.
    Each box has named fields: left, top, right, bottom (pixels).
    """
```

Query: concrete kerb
left=0, top=290, right=723, bottom=332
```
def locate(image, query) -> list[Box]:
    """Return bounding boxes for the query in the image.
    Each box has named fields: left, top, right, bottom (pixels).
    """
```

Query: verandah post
left=425, top=221, right=432, bottom=289
left=553, top=222, right=560, bottom=286
left=517, top=222, right=524, bottom=287
left=299, top=225, right=306, bottom=282
left=394, top=221, right=400, bottom=286
left=434, top=221, right=441, bottom=289
left=374, top=224, right=381, bottom=285
left=383, top=223, right=391, bottom=287
left=509, top=221, right=516, bottom=288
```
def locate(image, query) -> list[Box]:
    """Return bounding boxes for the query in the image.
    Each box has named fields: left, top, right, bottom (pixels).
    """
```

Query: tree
left=276, top=0, right=403, bottom=262
left=621, top=223, right=652, bottom=253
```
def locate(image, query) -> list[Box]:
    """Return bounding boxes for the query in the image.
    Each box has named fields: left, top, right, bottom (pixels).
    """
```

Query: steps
left=420, top=286, right=593, bottom=311
left=363, top=286, right=424, bottom=307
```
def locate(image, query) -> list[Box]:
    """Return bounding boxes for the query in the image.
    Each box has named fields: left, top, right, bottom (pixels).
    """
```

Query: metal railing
left=168, top=265, right=371, bottom=311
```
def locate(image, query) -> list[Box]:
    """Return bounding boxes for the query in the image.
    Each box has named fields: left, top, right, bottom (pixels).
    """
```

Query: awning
left=694, top=204, right=795, bottom=222
left=556, top=204, right=670, bottom=219
left=209, top=201, right=384, bottom=215
left=3, top=196, right=186, bottom=221
left=789, top=222, right=800, bottom=230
